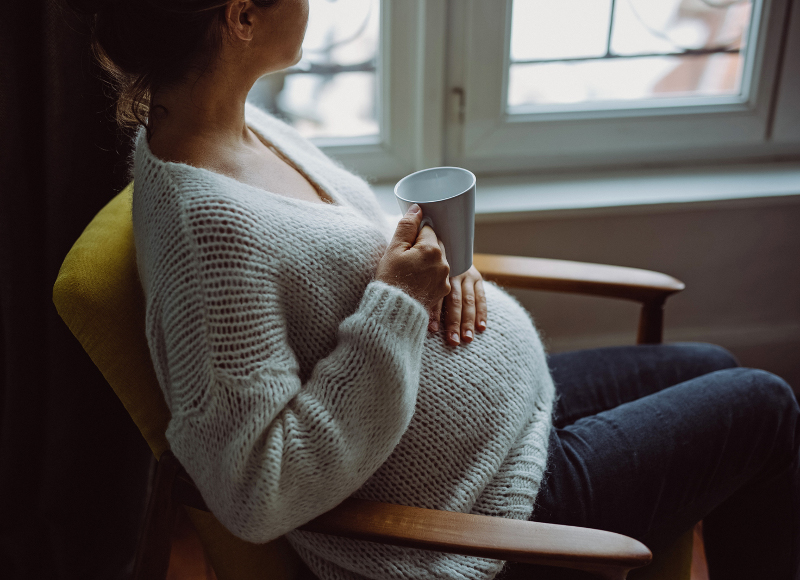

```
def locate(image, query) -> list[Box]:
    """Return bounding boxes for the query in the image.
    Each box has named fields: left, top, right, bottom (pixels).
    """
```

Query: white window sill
left=371, top=162, right=800, bottom=223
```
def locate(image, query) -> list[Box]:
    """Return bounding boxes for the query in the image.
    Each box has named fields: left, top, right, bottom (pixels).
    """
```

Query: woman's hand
left=431, top=266, right=487, bottom=346
left=375, top=205, right=451, bottom=313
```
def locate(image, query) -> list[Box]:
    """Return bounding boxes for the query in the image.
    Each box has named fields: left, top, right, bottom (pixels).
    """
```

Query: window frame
left=315, top=0, right=447, bottom=181
left=772, top=0, right=800, bottom=143
left=442, top=0, right=800, bottom=175
left=313, top=0, right=800, bottom=182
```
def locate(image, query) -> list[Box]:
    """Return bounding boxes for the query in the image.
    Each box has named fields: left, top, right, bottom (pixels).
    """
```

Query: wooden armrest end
left=300, top=499, right=651, bottom=578
left=474, top=254, right=684, bottom=304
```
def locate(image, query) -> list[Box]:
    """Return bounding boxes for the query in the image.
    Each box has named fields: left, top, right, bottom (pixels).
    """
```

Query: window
left=250, top=0, right=447, bottom=180
left=251, top=0, right=800, bottom=181
left=247, top=0, right=380, bottom=141
left=452, top=0, right=800, bottom=175
left=507, top=0, right=755, bottom=111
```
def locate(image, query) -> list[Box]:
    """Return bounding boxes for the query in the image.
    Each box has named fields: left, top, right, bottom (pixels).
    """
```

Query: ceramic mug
left=394, top=167, right=476, bottom=277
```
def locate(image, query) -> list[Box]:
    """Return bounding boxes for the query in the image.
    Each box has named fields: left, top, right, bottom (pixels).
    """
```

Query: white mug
left=394, top=167, right=476, bottom=277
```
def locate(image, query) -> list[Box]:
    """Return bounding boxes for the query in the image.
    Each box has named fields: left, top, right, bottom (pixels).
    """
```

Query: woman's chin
left=291, top=47, right=303, bottom=67
left=262, top=49, right=303, bottom=77
left=276, top=49, right=303, bottom=73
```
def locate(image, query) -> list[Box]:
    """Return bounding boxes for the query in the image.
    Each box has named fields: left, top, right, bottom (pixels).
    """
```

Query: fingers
left=376, top=207, right=451, bottom=313
left=429, top=297, right=443, bottom=333
left=416, top=223, right=439, bottom=249
left=426, top=240, right=447, bottom=332
left=443, top=277, right=463, bottom=346
left=475, top=278, right=487, bottom=333
left=437, top=268, right=487, bottom=346
left=391, top=204, right=422, bottom=248
left=460, top=276, right=477, bottom=343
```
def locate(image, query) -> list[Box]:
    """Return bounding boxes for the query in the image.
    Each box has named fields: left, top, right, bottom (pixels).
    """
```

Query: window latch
left=451, top=87, right=465, bottom=125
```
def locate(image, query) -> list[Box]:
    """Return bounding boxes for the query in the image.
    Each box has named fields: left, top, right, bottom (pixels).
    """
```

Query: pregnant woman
left=68, top=0, right=800, bottom=578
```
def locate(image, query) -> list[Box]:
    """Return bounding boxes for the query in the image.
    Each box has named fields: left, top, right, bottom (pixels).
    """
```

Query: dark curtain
left=0, top=1, right=152, bottom=579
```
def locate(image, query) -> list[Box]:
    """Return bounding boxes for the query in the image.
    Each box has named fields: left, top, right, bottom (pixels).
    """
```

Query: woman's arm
left=155, top=203, right=447, bottom=544
left=165, top=280, right=428, bottom=544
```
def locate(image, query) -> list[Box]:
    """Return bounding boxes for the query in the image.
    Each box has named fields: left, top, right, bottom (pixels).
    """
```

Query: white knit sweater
left=132, top=104, right=555, bottom=580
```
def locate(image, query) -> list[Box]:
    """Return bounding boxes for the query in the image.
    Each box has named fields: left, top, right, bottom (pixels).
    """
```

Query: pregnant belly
left=421, top=282, right=543, bottom=386
left=355, top=283, right=551, bottom=510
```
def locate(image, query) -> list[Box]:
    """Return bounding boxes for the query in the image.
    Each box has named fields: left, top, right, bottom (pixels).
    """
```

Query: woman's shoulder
left=132, top=111, right=390, bottom=250
left=133, top=127, right=266, bottom=215
left=132, top=131, right=281, bottom=267
left=133, top=127, right=207, bottom=196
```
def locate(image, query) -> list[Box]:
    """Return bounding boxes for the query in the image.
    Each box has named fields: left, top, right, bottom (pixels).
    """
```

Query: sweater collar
left=134, top=108, right=344, bottom=209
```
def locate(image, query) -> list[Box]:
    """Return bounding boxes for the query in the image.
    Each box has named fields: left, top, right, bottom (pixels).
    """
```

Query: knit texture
left=132, top=104, right=555, bottom=580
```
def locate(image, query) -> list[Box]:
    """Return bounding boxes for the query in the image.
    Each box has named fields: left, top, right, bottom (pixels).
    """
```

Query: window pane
left=508, top=0, right=754, bottom=112
left=247, top=0, right=380, bottom=140
left=509, top=53, right=741, bottom=107
left=611, top=0, right=752, bottom=56
left=510, top=0, right=612, bottom=61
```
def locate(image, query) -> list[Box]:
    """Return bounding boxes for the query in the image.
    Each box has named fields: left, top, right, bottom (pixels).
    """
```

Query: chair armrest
left=474, top=254, right=684, bottom=304
left=165, top=452, right=651, bottom=578
left=473, top=254, right=685, bottom=344
left=300, top=498, right=651, bottom=580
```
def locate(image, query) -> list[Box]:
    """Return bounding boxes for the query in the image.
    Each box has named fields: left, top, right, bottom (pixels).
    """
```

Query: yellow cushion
left=53, top=183, right=309, bottom=580
left=53, top=183, right=169, bottom=456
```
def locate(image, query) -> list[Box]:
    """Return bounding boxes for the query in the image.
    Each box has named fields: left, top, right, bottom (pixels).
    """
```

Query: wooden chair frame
left=132, top=253, right=684, bottom=580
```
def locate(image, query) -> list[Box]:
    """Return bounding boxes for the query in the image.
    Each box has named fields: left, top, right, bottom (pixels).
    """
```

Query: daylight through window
left=247, top=0, right=380, bottom=140
left=508, top=0, right=755, bottom=112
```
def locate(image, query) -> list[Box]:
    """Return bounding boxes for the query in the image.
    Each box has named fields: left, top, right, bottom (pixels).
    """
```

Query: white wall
left=473, top=195, right=800, bottom=390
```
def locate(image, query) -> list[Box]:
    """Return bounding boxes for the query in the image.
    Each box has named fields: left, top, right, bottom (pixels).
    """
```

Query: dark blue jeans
left=501, top=343, right=800, bottom=579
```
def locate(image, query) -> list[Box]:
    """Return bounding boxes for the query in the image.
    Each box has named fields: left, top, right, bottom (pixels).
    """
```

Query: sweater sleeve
left=154, top=197, right=429, bottom=544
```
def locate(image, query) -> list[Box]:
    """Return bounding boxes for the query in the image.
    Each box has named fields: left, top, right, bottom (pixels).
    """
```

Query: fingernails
left=464, top=329, right=473, bottom=340
left=450, top=332, right=460, bottom=344
left=408, top=203, right=421, bottom=215
left=477, top=320, right=486, bottom=331
left=429, top=320, right=439, bottom=332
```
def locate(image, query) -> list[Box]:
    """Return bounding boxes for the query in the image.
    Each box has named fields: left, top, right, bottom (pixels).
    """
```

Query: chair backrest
left=53, top=184, right=308, bottom=580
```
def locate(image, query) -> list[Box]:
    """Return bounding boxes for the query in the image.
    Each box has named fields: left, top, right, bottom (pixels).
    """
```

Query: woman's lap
left=500, top=343, right=800, bottom=580
left=547, top=342, right=739, bottom=427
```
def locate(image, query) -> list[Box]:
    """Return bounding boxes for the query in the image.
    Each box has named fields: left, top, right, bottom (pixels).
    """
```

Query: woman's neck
left=147, top=63, right=259, bottom=158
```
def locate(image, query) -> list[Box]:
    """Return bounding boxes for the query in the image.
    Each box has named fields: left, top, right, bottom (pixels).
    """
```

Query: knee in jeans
left=735, top=369, right=800, bottom=469
left=757, top=369, right=797, bottom=407
left=730, top=368, right=798, bottom=416
left=677, top=342, right=739, bottom=372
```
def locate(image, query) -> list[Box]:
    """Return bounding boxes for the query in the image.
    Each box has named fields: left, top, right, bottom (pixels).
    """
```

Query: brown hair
left=67, top=0, right=279, bottom=130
